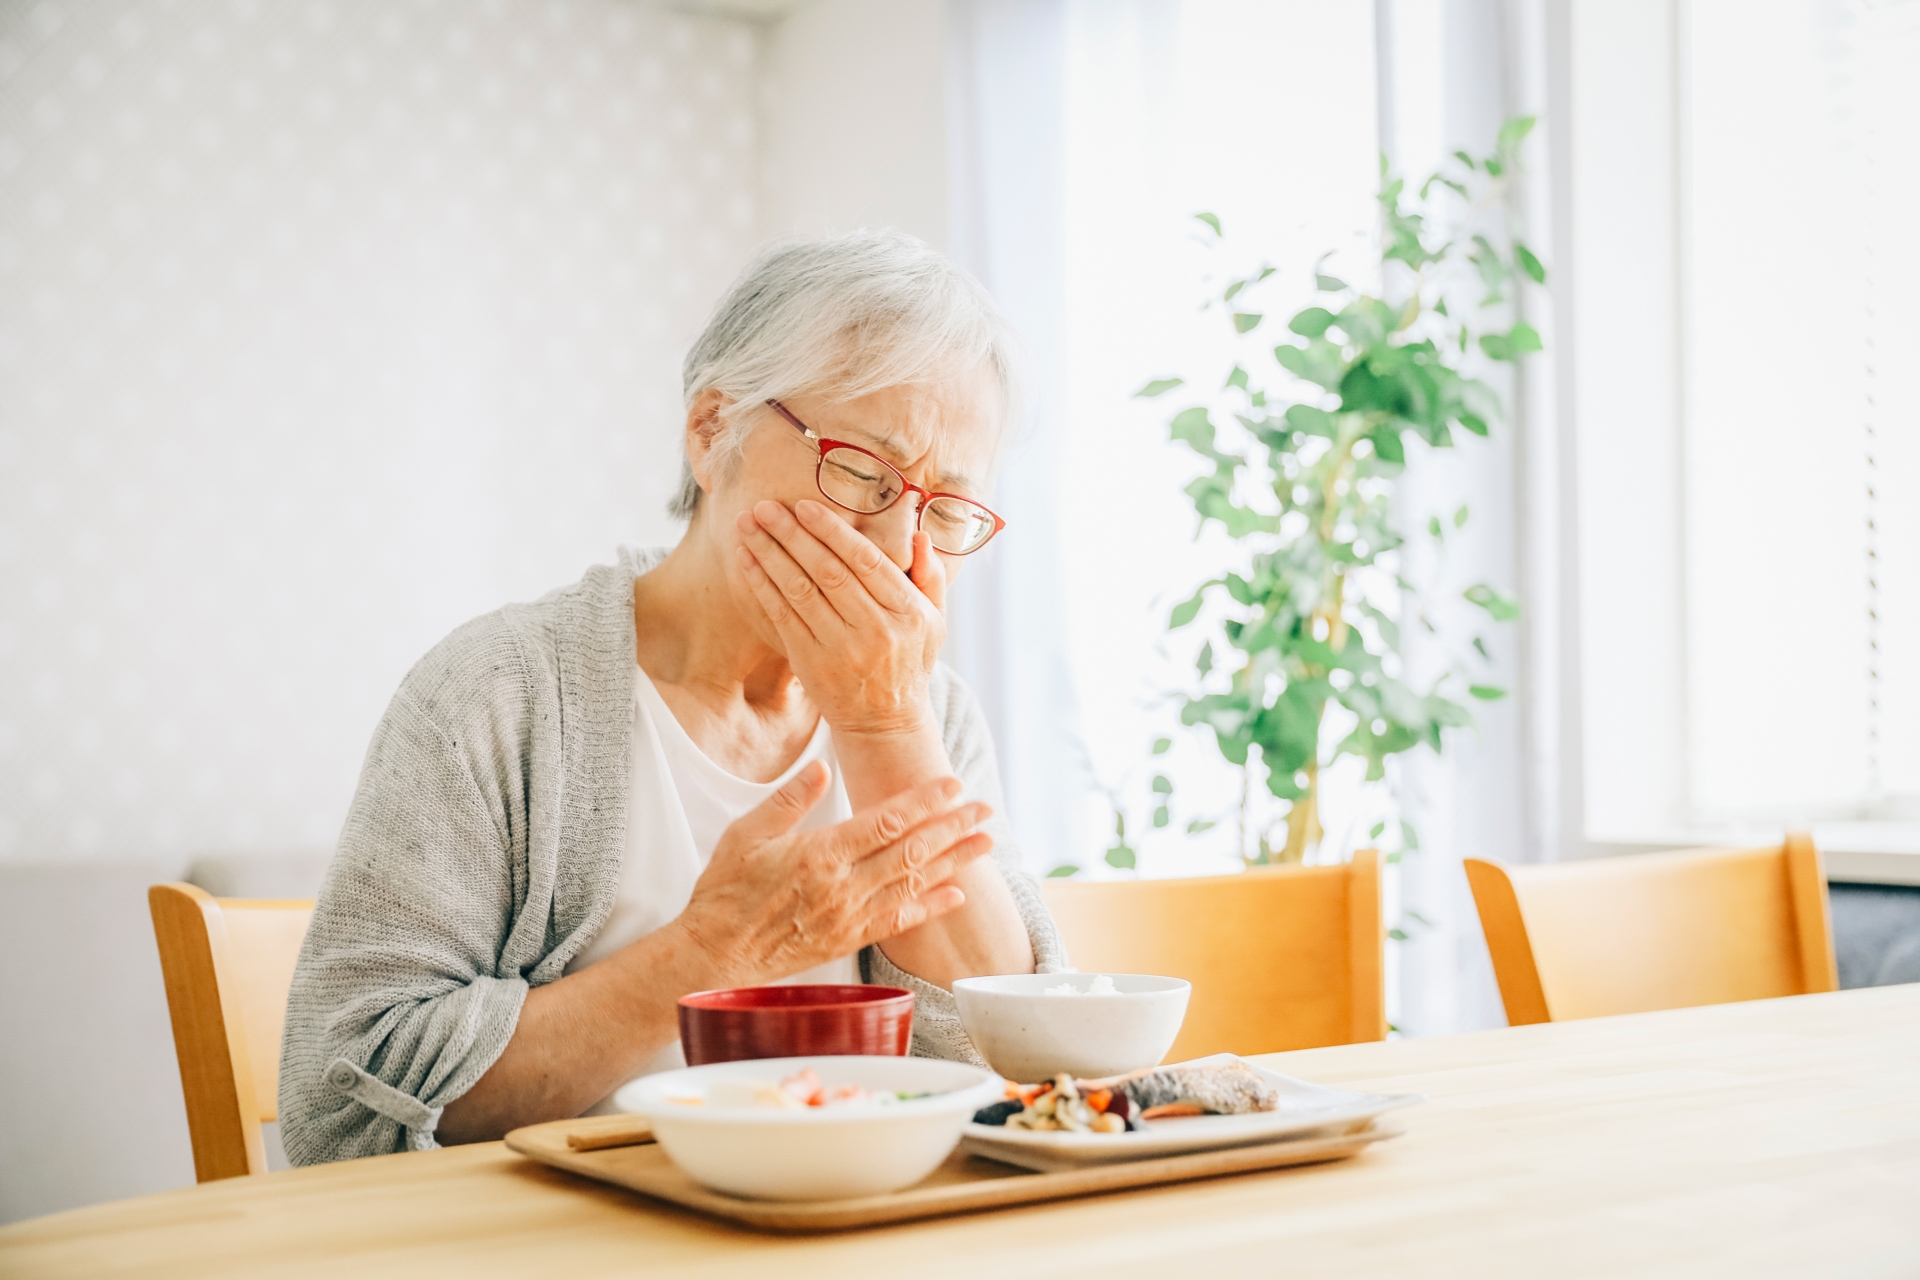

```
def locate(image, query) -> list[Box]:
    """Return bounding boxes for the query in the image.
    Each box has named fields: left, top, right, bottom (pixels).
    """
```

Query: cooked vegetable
left=971, top=1059, right=1278, bottom=1133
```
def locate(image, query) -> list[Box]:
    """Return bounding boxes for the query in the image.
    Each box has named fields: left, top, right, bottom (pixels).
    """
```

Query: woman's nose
left=853, top=499, right=919, bottom=571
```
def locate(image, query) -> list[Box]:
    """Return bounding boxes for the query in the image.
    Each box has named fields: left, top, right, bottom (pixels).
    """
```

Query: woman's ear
left=683, top=388, right=733, bottom=499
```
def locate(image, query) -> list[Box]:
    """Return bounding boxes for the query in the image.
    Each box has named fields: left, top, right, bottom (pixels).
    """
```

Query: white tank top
left=565, top=666, right=860, bottom=1108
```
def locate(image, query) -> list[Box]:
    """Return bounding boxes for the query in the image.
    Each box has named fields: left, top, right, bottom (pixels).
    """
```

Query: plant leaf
left=1186, top=818, right=1217, bottom=835
left=1514, top=241, right=1546, bottom=284
left=1233, top=312, right=1264, bottom=334
left=1370, top=424, right=1405, bottom=464
left=1152, top=805, right=1170, bottom=829
left=1463, top=583, right=1521, bottom=621
left=1151, top=774, right=1174, bottom=794
left=1288, top=307, right=1338, bottom=338
left=1135, top=377, right=1185, bottom=398
left=1497, top=115, right=1536, bottom=154
left=1169, top=580, right=1216, bottom=628
left=1047, top=864, right=1080, bottom=878
left=1284, top=404, right=1338, bottom=438
left=1152, top=736, right=1172, bottom=755
left=1104, top=844, right=1137, bottom=870
left=1315, top=272, right=1348, bottom=292
left=1453, top=504, right=1469, bottom=528
left=1194, top=211, right=1223, bottom=236
left=1469, top=684, right=1508, bottom=700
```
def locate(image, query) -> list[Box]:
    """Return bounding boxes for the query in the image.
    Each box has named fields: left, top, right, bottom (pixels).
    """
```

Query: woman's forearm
left=436, top=919, right=729, bottom=1144
left=834, top=720, right=1036, bottom=988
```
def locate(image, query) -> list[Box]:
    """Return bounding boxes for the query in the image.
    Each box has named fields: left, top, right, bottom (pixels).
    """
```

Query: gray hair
left=671, top=229, right=1021, bottom=520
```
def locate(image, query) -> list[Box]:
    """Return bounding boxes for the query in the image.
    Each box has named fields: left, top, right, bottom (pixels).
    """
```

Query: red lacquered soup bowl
left=677, top=984, right=915, bottom=1066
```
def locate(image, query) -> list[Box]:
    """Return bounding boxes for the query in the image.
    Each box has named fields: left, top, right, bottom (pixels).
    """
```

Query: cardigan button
left=326, top=1063, right=357, bottom=1091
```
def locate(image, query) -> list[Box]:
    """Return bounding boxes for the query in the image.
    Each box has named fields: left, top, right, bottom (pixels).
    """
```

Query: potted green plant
left=1136, top=119, right=1544, bottom=866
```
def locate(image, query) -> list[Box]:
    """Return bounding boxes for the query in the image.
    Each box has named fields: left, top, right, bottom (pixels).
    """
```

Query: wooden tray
left=504, top=1114, right=1401, bottom=1233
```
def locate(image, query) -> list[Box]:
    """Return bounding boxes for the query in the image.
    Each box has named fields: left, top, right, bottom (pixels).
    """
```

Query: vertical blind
left=1683, top=0, right=1920, bottom=820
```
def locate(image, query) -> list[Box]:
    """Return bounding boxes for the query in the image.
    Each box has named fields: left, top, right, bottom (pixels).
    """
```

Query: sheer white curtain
left=948, top=0, right=1555, bottom=1037
left=947, top=0, right=1386, bottom=877
left=942, top=0, right=1085, bottom=875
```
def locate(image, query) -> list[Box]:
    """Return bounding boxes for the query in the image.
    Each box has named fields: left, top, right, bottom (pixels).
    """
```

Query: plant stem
left=1239, top=757, right=1253, bottom=864
left=1280, top=760, right=1322, bottom=862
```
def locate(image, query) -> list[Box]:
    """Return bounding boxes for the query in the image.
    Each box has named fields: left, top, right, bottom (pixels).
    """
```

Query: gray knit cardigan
left=278, top=547, right=1069, bottom=1167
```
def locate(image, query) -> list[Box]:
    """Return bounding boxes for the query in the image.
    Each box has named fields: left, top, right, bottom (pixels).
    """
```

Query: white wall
left=0, top=0, right=761, bottom=869
left=757, top=0, right=950, bottom=246
left=0, top=0, right=767, bottom=1224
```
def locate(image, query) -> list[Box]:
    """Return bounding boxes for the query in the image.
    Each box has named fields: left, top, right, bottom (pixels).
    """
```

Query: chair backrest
left=148, top=883, right=314, bottom=1182
left=1463, top=834, right=1837, bottom=1026
left=1041, top=849, right=1384, bottom=1061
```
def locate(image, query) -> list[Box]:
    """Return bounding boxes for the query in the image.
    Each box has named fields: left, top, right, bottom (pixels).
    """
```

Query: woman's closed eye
left=924, top=502, right=970, bottom=530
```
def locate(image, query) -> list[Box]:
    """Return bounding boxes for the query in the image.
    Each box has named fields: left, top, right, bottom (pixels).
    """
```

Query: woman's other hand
left=675, top=762, right=993, bottom=983
left=734, top=498, right=947, bottom=738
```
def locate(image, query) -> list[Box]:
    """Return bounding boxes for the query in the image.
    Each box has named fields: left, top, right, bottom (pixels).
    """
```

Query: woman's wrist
left=652, top=911, right=751, bottom=994
left=830, top=715, right=954, bottom=812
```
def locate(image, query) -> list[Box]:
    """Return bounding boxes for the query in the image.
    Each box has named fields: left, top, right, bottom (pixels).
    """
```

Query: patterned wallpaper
left=0, top=0, right=760, bottom=862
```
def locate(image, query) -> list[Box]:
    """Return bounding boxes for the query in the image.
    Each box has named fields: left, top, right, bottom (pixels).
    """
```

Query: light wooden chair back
left=1041, top=849, right=1384, bottom=1061
left=148, top=883, right=314, bottom=1181
left=1463, top=834, right=1837, bottom=1026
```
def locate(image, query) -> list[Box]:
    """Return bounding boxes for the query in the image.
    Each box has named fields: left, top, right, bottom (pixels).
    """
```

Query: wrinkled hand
left=676, top=763, right=994, bottom=983
left=735, top=499, right=947, bottom=738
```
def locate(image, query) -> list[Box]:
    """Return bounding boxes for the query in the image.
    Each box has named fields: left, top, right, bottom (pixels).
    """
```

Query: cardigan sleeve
left=861, top=666, right=1071, bottom=1064
left=278, top=617, right=538, bottom=1165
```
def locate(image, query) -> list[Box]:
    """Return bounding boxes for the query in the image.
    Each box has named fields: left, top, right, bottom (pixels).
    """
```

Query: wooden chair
left=1041, top=849, right=1384, bottom=1061
left=148, top=884, right=314, bottom=1181
left=1463, top=835, right=1837, bottom=1026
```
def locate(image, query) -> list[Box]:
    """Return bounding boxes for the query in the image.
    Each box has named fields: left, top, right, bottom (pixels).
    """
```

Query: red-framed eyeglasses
left=766, top=400, right=1007, bottom=556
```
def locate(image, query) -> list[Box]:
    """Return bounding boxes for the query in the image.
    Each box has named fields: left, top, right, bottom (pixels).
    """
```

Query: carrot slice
left=1139, top=1103, right=1207, bottom=1119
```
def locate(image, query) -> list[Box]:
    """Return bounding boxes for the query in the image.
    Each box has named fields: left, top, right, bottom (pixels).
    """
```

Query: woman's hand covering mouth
left=735, top=497, right=949, bottom=740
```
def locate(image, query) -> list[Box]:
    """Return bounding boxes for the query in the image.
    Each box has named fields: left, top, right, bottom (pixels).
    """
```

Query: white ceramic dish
left=612, top=1055, right=1002, bottom=1201
left=959, top=1055, right=1422, bottom=1172
left=952, top=972, right=1191, bottom=1081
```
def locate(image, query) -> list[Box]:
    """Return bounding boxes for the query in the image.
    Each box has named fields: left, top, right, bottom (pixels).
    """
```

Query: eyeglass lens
left=817, top=447, right=996, bottom=555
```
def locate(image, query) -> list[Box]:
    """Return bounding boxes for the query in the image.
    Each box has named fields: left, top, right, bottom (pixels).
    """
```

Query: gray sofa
left=0, top=853, right=329, bottom=1225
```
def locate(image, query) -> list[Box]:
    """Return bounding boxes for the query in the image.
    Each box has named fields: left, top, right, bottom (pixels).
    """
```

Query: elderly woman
left=279, top=231, right=1068, bottom=1164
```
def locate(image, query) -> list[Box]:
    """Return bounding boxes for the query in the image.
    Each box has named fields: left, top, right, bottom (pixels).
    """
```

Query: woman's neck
left=632, top=517, right=808, bottom=718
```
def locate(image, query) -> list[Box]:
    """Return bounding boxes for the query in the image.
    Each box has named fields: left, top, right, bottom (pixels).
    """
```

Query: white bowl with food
left=951, top=972, right=1191, bottom=1082
left=612, top=1055, right=1002, bottom=1201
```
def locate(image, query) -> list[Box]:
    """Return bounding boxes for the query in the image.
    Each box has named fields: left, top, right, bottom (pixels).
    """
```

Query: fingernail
left=941, top=777, right=963, bottom=797
left=755, top=499, right=786, bottom=522
left=796, top=498, right=824, bottom=519
left=735, top=511, right=756, bottom=531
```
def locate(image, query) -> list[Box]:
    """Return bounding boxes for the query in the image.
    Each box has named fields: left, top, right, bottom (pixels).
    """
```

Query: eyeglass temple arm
left=766, top=399, right=818, bottom=440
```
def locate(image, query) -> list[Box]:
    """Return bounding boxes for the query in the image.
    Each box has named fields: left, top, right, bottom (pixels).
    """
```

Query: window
left=1681, top=0, right=1920, bottom=822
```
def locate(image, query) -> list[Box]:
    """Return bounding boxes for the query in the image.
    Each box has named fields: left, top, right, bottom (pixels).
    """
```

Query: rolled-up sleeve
left=279, top=641, right=534, bottom=1165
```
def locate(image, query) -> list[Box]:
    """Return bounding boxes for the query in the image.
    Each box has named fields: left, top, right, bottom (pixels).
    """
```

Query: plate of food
left=961, top=1053, right=1420, bottom=1171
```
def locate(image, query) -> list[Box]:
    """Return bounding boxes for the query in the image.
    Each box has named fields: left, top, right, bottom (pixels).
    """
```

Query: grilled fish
left=1089, top=1058, right=1279, bottom=1117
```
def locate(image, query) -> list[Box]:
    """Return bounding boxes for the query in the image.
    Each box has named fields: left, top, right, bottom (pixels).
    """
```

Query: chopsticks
left=565, top=1118, right=656, bottom=1152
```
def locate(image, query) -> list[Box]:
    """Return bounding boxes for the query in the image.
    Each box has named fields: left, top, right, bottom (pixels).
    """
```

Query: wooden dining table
left=5, top=984, right=1916, bottom=1278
